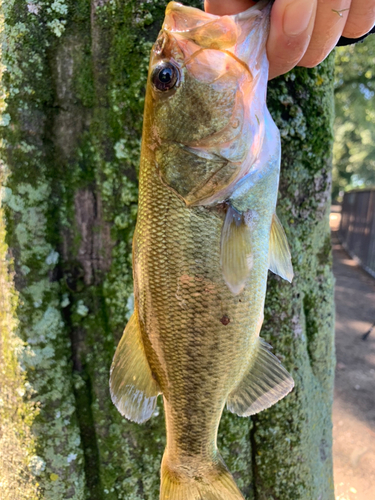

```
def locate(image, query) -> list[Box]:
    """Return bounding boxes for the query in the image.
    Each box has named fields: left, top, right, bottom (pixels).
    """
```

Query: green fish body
left=110, top=2, right=294, bottom=498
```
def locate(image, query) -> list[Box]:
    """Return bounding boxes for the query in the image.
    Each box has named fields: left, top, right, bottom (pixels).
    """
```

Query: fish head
left=145, top=1, right=270, bottom=206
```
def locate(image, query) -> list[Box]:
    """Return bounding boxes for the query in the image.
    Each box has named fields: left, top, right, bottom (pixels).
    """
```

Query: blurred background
left=331, top=35, right=375, bottom=500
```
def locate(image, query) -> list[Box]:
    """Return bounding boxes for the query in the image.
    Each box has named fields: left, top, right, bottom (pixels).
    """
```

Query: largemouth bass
left=110, top=1, right=294, bottom=498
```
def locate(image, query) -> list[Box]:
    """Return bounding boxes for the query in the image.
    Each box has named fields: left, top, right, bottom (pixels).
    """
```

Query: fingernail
left=283, top=0, right=315, bottom=37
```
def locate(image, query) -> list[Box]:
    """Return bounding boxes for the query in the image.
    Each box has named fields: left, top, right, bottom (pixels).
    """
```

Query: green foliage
left=334, top=36, right=375, bottom=198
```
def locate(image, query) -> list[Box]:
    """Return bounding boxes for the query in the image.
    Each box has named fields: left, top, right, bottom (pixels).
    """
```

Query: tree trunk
left=0, top=1, right=335, bottom=499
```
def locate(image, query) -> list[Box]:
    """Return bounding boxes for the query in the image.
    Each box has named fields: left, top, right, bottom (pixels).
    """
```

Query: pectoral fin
left=269, top=213, right=293, bottom=282
left=110, top=310, right=161, bottom=423
left=227, top=338, right=294, bottom=416
left=221, top=206, right=252, bottom=295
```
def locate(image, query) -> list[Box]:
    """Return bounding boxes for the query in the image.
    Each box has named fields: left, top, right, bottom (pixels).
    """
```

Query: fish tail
left=160, top=452, right=245, bottom=500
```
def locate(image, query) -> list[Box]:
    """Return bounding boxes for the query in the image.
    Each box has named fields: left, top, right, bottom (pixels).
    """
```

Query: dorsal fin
left=269, top=213, right=293, bottom=282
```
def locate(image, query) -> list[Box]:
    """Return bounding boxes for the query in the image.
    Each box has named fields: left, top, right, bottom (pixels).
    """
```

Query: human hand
left=204, top=0, right=375, bottom=79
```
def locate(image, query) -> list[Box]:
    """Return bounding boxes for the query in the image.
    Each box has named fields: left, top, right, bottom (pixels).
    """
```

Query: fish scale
left=110, top=2, right=294, bottom=499
left=137, top=157, right=263, bottom=455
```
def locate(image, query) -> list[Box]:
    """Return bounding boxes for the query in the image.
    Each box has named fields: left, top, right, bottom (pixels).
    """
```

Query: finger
left=298, top=0, right=352, bottom=68
left=204, top=0, right=257, bottom=16
left=342, top=0, right=375, bottom=39
left=267, top=0, right=317, bottom=80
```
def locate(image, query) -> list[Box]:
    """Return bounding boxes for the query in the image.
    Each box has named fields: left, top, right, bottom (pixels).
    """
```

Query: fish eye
left=152, top=61, right=180, bottom=92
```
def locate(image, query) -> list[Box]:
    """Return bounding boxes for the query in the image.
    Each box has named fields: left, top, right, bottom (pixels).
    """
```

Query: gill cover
left=150, top=1, right=271, bottom=206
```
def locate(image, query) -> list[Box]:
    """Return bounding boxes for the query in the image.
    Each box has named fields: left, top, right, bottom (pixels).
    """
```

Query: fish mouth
left=163, top=2, right=238, bottom=51
left=162, top=4, right=253, bottom=78
left=181, top=47, right=253, bottom=81
left=152, top=29, right=252, bottom=86
left=152, top=1, right=255, bottom=85
left=159, top=0, right=271, bottom=84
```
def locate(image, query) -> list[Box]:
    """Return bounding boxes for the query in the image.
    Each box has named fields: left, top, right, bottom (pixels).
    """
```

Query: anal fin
left=221, top=205, right=252, bottom=295
left=110, top=310, right=161, bottom=423
left=269, top=213, right=293, bottom=282
left=227, top=338, right=294, bottom=416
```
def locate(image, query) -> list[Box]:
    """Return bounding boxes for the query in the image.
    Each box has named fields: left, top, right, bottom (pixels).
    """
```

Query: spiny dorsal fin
left=110, top=310, right=161, bottom=423
left=269, top=213, right=293, bottom=282
left=221, top=205, right=253, bottom=295
left=227, top=338, right=294, bottom=416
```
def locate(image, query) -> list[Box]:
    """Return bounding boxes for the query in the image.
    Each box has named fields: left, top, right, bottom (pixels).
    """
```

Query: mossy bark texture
left=0, top=1, right=335, bottom=499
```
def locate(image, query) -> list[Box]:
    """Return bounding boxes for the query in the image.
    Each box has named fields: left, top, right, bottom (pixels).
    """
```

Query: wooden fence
left=339, top=189, right=375, bottom=278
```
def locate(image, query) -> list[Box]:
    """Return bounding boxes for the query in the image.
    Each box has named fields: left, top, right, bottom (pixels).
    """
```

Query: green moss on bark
left=1, top=1, right=87, bottom=498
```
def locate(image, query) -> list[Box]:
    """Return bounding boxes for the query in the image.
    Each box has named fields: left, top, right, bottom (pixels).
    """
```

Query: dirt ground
left=330, top=209, right=375, bottom=500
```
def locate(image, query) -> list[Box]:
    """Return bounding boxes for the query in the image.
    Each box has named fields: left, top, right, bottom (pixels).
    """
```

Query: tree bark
left=0, top=1, right=335, bottom=499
